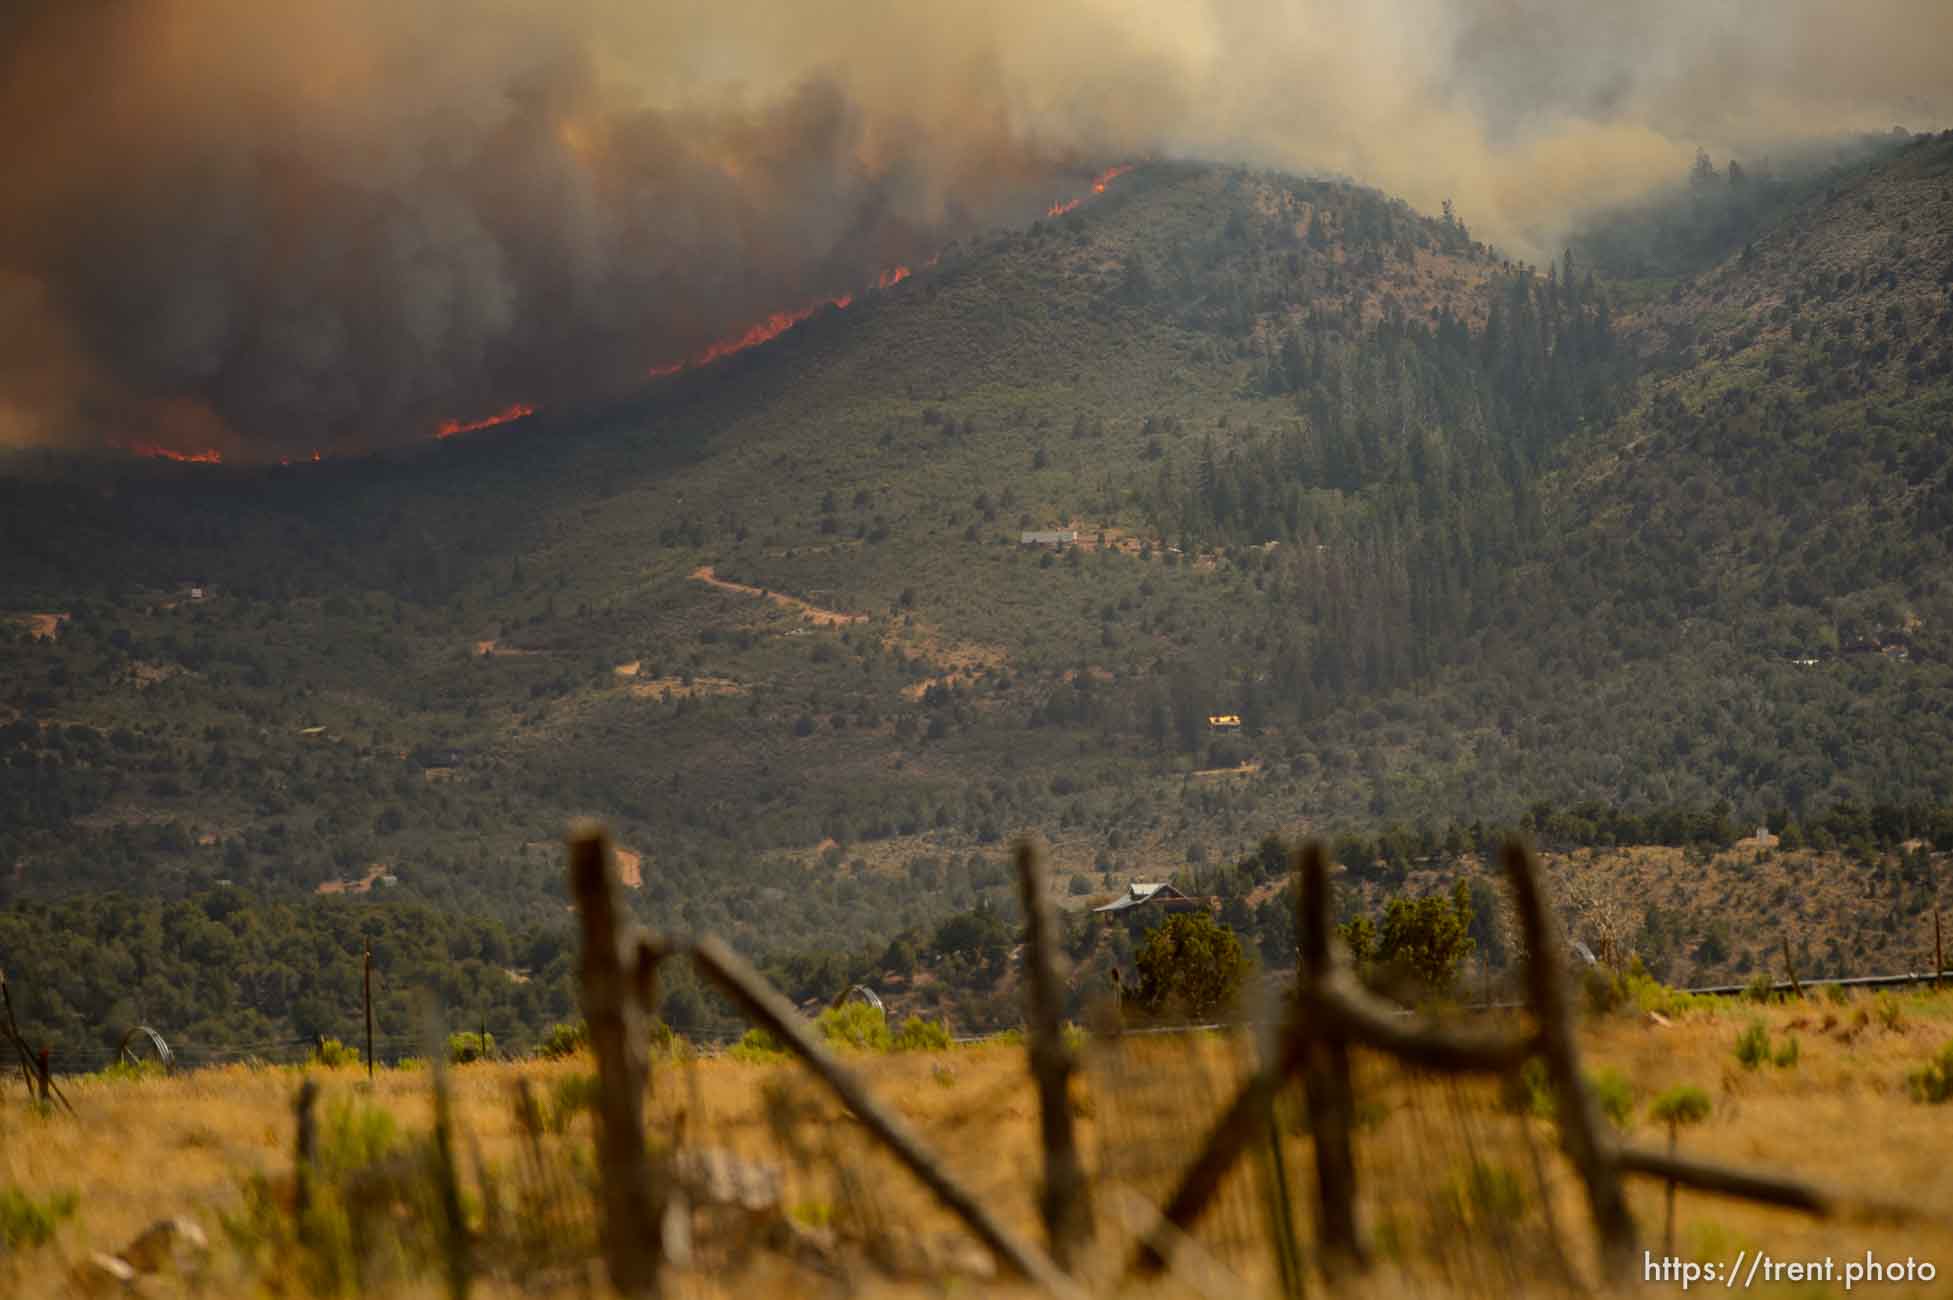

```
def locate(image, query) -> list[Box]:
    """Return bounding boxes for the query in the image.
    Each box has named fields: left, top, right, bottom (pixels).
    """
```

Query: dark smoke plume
left=1, top=0, right=1946, bottom=457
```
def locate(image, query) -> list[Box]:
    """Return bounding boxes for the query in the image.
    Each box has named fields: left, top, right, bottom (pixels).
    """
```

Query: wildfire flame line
left=1046, top=164, right=1133, bottom=218
left=122, top=167, right=1131, bottom=460
left=126, top=442, right=223, bottom=464
left=433, top=403, right=537, bottom=439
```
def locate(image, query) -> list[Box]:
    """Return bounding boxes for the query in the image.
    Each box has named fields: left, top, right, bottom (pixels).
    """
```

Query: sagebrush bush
left=816, top=1002, right=891, bottom=1052
left=1906, top=1042, right=1953, bottom=1104
left=314, top=1037, right=361, bottom=1068
left=1773, top=1035, right=1800, bottom=1069
left=0, top=1187, right=78, bottom=1250
left=730, top=1026, right=788, bottom=1064
left=1588, top=1068, right=1635, bottom=1130
left=1650, top=1085, right=1713, bottom=1131
left=536, top=1021, right=588, bottom=1059
left=1874, top=994, right=1905, bottom=1032
left=1734, top=1019, right=1771, bottom=1070
left=446, top=1031, right=495, bottom=1064
left=892, top=1015, right=952, bottom=1051
left=1444, top=1160, right=1527, bottom=1227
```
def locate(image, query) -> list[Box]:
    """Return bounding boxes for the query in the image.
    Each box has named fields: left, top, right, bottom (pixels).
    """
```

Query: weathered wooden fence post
left=364, top=941, right=375, bottom=1083
left=1501, top=837, right=1636, bottom=1282
left=294, top=1078, right=319, bottom=1238
left=430, top=1033, right=473, bottom=1300
left=1936, top=908, right=1945, bottom=991
left=1014, top=841, right=1093, bottom=1272
left=1297, top=842, right=1364, bottom=1274
left=1781, top=936, right=1803, bottom=1000
left=35, top=1046, right=50, bottom=1105
left=567, top=821, right=662, bottom=1296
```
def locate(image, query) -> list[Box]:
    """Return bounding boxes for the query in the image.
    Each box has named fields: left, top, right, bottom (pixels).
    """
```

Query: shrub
left=315, top=1037, right=361, bottom=1069
left=446, top=1031, right=495, bottom=1064
left=1743, top=971, right=1776, bottom=1004
left=1906, top=1042, right=1953, bottom=1104
left=816, top=1002, right=891, bottom=1052
left=1734, top=1019, right=1771, bottom=1070
left=536, top=1021, right=588, bottom=1060
left=1874, top=993, right=1905, bottom=1032
left=318, top=1097, right=401, bottom=1172
left=892, top=1015, right=952, bottom=1052
left=1824, top=982, right=1853, bottom=1007
left=1588, top=1068, right=1635, bottom=1130
left=1444, top=1160, right=1527, bottom=1227
left=94, top=1056, right=167, bottom=1083
left=1650, top=1085, right=1714, bottom=1131
left=1134, top=912, right=1249, bottom=1020
left=546, top=1072, right=601, bottom=1133
left=1772, top=1035, right=1800, bottom=1069
left=730, top=1027, right=788, bottom=1064
left=0, top=1187, right=78, bottom=1250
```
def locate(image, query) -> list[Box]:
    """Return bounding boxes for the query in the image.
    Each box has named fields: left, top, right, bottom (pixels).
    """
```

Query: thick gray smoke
left=0, top=0, right=1945, bottom=457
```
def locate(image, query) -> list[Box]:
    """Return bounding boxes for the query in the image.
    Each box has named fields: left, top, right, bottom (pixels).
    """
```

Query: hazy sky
left=1, top=0, right=1946, bottom=456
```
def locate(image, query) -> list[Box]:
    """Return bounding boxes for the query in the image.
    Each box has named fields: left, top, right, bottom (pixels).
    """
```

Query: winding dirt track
left=689, top=566, right=865, bottom=625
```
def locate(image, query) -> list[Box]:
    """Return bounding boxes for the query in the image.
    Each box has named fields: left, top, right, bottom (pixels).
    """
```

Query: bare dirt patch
left=629, top=675, right=745, bottom=702
left=473, top=639, right=548, bottom=658
left=890, top=620, right=1009, bottom=700
left=1190, top=761, right=1262, bottom=780
left=316, top=863, right=392, bottom=896
left=690, top=566, right=865, bottom=626
left=127, top=661, right=184, bottom=688
left=613, top=660, right=642, bottom=677
left=17, top=612, right=70, bottom=641
left=614, top=848, right=643, bottom=888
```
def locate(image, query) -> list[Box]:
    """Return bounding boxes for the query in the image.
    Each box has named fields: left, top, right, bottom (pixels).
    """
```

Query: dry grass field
left=5, top=987, right=1953, bottom=1298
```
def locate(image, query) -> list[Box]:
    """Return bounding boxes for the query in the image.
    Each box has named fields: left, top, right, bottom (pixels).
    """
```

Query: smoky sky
left=1, top=0, right=1946, bottom=458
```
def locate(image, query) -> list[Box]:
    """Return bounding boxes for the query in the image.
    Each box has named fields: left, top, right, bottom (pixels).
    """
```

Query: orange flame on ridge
left=434, top=403, right=537, bottom=439
left=128, top=442, right=223, bottom=464
left=1047, top=164, right=1132, bottom=218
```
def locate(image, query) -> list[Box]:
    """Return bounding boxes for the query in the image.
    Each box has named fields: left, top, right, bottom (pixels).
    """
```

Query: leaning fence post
left=1014, top=841, right=1093, bottom=1271
left=364, top=942, right=376, bottom=1083
left=1297, top=841, right=1364, bottom=1274
left=1781, top=936, right=1803, bottom=1000
left=295, top=1078, right=319, bottom=1239
left=1501, top=837, right=1636, bottom=1282
left=567, top=821, right=662, bottom=1296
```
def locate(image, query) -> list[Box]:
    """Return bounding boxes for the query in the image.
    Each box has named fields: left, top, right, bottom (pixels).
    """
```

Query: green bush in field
left=1906, top=1042, right=1953, bottom=1104
left=1650, top=1085, right=1713, bottom=1133
left=1772, top=1035, right=1800, bottom=1069
left=95, top=1056, right=167, bottom=1083
left=730, top=1026, right=788, bottom=1064
left=536, top=1021, right=588, bottom=1060
left=892, top=1015, right=952, bottom=1051
left=446, top=1031, right=494, bottom=1064
left=1873, top=994, right=1905, bottom=1032
left=1588, top=1068, right=1635, bottom=1130
left=315, top=1038, right=361, bottom=1069
left=0, top=1187, right=78, bottom=1250
left=1734, top=1020, right=1771, bottom=1070
left=816, top=1002, right=891, bottom=1052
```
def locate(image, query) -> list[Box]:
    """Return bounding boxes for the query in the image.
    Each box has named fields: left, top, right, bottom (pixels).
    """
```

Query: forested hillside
left=5, top=131, right=1953, bottom=1059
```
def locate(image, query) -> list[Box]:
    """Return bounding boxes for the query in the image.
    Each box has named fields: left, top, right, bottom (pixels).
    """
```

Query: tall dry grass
left=4, top=988, right=1953, bottom=1297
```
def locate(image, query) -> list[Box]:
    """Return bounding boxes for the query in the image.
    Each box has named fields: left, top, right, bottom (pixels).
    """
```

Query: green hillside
left=5, top=133, right=1953, bottom=1053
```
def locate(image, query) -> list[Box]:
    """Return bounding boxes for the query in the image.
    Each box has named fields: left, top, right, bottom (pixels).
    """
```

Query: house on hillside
left=1093, top=881, right=1206, bottom=915
left=1206, top=714, right=1242, bottom=732
left=1021, top=529, right=1078, bottom=548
